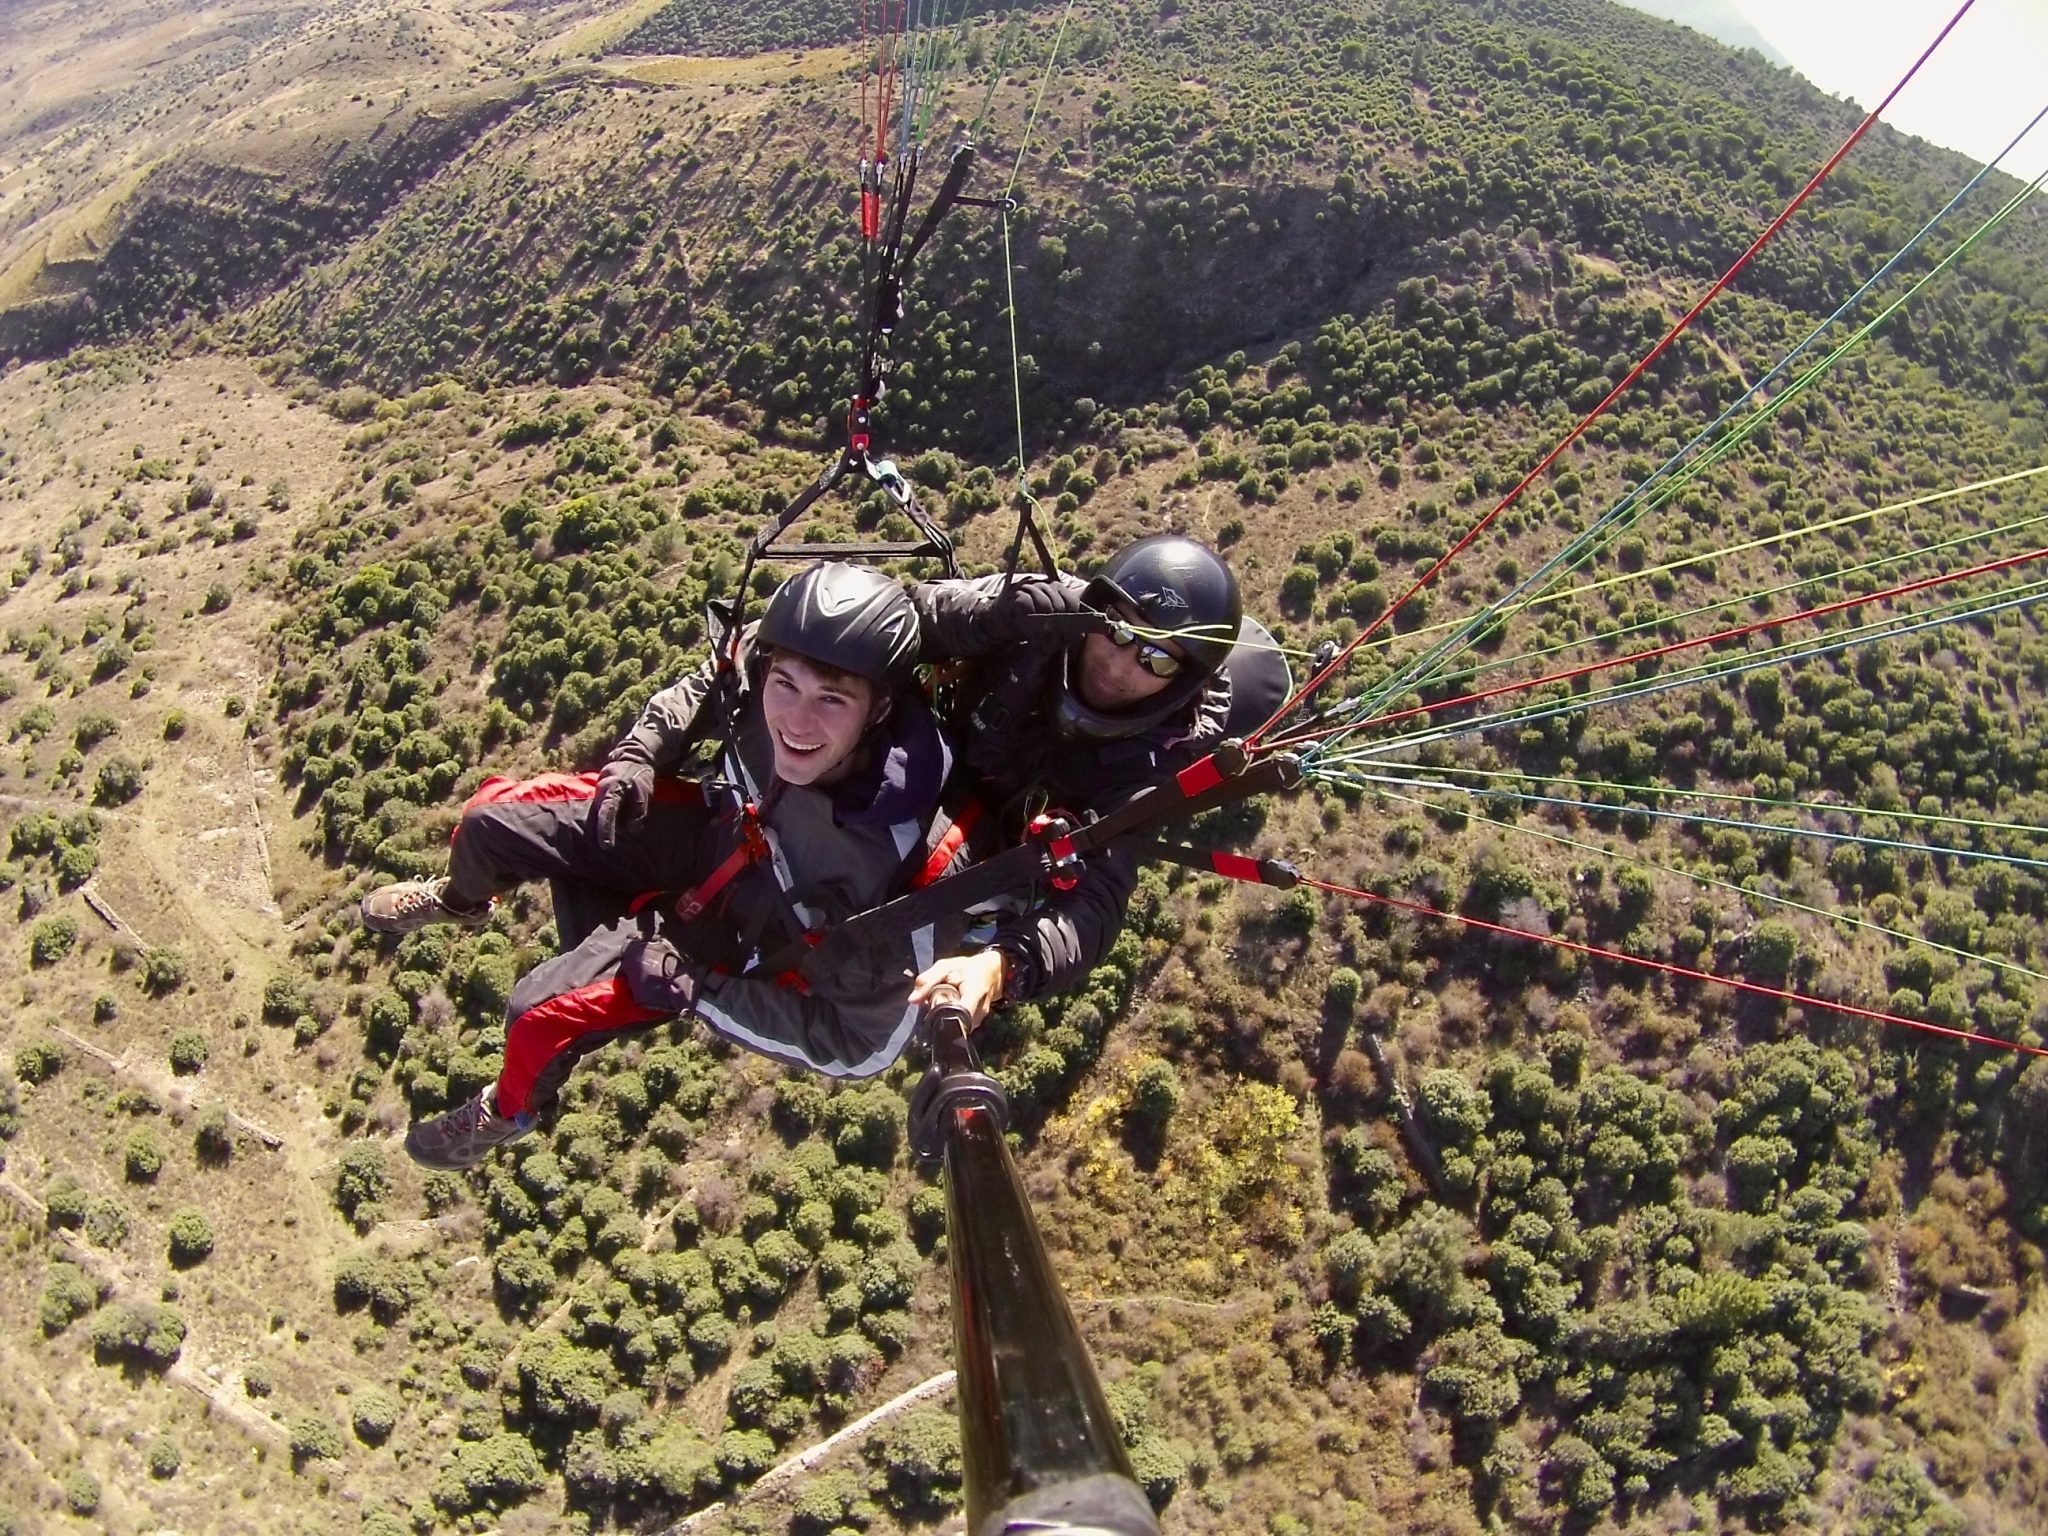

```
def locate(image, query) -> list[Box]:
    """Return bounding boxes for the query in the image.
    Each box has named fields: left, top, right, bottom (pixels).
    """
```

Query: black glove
left=592, top=758, right=655, bottom=849
left=982, top=579, right=1107, bottom=645
left=619, top=932, right=704, bottom=1015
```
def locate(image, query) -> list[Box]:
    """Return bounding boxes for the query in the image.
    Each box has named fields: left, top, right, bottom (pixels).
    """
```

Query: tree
left=168, top=1033, right=208, bottom=1075
left=334, top=1142, right=389, bottom=1222
left=167, top=1210, right=214, bottom=1266
left=289, top=1415, right=345, bottom=1465
left=869, top=1409, right=962, bottom=1515
left=38, top=1264, right=97, bottom=1334
left=93, top=755, right=147, bottom=806
left=432, top=1433, right=548, bottom=1513
left=141, top=946, right=189, bottom=995
left=1745, top=920, right=1800, bottom=983
left=125, top=1127, right=164, bottom=1182
left=28, top=915, right=78, bottom=967
left=352, top=1390, right=399, bottom=1445
left=63, top=1470, right=100, bottom=1516
left=89, top=1301, right=184, bottom=1369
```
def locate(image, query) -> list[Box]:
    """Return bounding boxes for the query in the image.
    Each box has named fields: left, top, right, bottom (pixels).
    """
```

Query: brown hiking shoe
left=403, top=1084, right=536, bottom=1171
left=360, top=878, right=492, bottom=935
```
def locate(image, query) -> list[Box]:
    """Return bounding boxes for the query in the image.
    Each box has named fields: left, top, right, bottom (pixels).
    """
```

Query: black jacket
left=910, top=574, right=1230, bottom=1001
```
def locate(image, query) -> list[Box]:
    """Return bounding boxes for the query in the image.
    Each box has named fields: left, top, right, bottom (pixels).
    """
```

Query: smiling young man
left=359, top=562, right=967, bottom=1170
left=902, top=533, right=1243, bottom=1026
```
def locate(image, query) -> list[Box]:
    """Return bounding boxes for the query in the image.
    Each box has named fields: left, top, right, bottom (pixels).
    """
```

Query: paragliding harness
left=758, top=738, right=1307, bottom=994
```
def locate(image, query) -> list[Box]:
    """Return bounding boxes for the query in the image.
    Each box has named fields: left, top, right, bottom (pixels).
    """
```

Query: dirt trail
left=50, top=1023, right=286, bottom=1149
left=0, top=1171, right=287, bottom=1447
left=657, top=1370, right=959, bottom=1536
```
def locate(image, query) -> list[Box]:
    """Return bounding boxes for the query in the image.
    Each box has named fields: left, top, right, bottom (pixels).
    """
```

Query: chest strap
left=669, top=802, right=771, bottom=923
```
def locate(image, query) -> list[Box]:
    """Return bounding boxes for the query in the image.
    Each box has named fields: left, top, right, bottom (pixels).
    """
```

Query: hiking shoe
left=403, top=1084, right=535, bottom=1171
left=360, top=877, right=492, bottom=934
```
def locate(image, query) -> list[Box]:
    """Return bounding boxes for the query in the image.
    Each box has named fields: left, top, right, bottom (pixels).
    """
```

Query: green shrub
left=167, top=1209, right=214, bottom=1266
left=715, top=1428, right=777, bottom=1482
left=63, top=1470, right=100, bottom=1515
left=196, top=1104, right=233, bottom=1161
left=430, top=1432, right=548, bottom=1514
left=44, top=1178, right=88, bottom=1229
left=141, top=946, right=188, bottom=995
left=334, top=1142, right=390, bottom=1221
left=38, top=1263, right=98, bottom=1334
left=168, top=1032, right=208, bottom=1075
left=261, top=971, right=308, bottom=1023
left=868, top=1408, right=962, bottom=1515
left=1126, top=1057, right=1181, bottom=1129
left=89, top=1301, right=184, bottom=1368
left=93, top=755, right=147, bottom=806
left=289, top=1415, right=345, bottom=1464
left=124, top=1127, right=164, bottom=1182
left=84, top=1196, right=128, bottom=1247
left=146, top=1436, right=181, bottom=1478
left=352, top=1390, right=399, bottom=1445
left=13, top=1039, right=64, bottom=1084
left=28, top=914, right=78, bottom=967
left=73, top=713, right=118, bottom=750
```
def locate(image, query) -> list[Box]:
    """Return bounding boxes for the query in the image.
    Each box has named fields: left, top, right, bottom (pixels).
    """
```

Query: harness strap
left=779, top=748, right=1304, bottom=982
left=915, top=797, right=983, bottom=888
left=673, top=803, right=769, bottom=923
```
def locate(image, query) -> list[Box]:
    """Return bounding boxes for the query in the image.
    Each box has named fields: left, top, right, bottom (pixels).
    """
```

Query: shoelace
left=452, top=1095, right=494, bottom=1133
left=399, top=883, right=449, bottom=918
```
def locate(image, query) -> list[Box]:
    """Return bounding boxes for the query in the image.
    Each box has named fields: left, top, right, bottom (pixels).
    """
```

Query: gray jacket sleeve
left=690, top=920, right=939, bottom=1079
left=608, top=655, right=725, bottom=773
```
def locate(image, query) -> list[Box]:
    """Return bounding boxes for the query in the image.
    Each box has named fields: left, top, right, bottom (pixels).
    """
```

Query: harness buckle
left=1028, top=812, right=1081, bottom=891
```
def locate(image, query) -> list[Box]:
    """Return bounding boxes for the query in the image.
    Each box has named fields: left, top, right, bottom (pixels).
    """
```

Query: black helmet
left=757, top=562, right=919, bottom=689
left=1053, top=535, right=1242, bottom=742
left=1080, top=534, right=1242, bottom=677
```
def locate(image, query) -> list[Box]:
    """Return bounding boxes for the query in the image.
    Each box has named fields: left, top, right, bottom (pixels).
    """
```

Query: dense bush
left=289, top=1415, right=345, bottom=1464
left=167, top=1209, right=214, bottom=1266
left=89, top=1301, right=185, bottom=1369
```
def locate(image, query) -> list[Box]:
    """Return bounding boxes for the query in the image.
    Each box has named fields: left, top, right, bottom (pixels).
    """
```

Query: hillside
left=2, top=1, right=2048, bottom=1534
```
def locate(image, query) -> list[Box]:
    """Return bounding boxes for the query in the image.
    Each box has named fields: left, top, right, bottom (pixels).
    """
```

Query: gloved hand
left=619, top=932, right=704, bottom=1015
left=592, top=758, right=655, bottom=849
left=982, top=579, right=1107, bottom=645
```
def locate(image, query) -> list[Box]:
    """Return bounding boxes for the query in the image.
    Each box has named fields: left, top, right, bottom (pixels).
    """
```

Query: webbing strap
left=780, top=747, right=1302, bottom=980
left=1119, top=840, right=1301, bottom=889
left=673, top=806, right=768, bottom=923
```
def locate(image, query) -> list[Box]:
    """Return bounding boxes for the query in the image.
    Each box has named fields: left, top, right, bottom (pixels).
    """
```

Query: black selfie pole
left=910, top=995, right=1161, bottom=1536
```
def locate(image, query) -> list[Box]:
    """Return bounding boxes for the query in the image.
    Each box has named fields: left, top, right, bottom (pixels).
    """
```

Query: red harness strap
left=914, top=798, right=984, bottom=888
left=672, top=804, right=771, bottom=923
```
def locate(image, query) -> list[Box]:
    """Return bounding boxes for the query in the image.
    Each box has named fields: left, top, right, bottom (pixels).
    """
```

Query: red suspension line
left=1297, top=875, right=2048, bottom=1060
left=1268, top=543, right=2048, bottom=750
left=1245, top=0, right=1983, bottom=750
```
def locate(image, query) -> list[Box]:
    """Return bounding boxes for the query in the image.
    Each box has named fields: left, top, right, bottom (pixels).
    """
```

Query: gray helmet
left=757, top=562, right=919, bottom=688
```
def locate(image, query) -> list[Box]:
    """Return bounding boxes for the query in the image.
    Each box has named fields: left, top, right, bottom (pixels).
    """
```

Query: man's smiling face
left=760, top=651, right=883, bottom=786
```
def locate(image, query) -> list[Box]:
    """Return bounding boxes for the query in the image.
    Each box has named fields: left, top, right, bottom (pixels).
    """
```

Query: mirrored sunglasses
left=1108, top=620, right=1186, bottom=679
